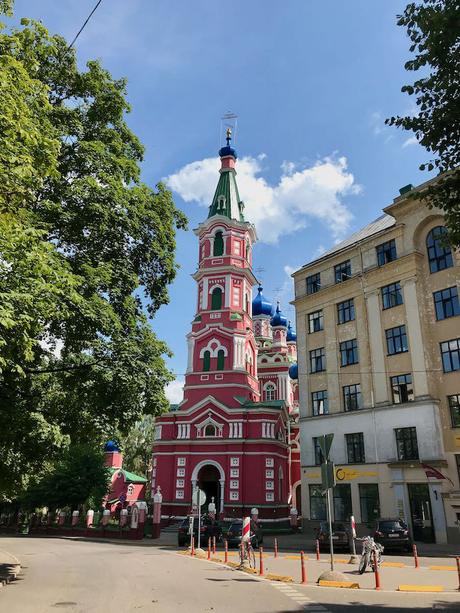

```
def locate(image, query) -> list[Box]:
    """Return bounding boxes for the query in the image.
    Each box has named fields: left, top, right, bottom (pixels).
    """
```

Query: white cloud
left=370, top=111, right=393, bottom=143
left=165, top=378, right=184, bottom=404
left=402, top=136, right=418, bottom=148
left=166, top=155, right=359, bottom=244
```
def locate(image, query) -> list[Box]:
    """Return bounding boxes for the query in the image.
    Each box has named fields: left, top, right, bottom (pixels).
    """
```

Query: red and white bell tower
left=152, top=132, right=300, bottom=522
left=182, top=130, right=259, bottom=409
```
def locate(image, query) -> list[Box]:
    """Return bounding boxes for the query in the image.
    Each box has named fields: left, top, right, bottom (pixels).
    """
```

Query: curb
left=318, top=580, right=360, bottom=589
left=265, top=573, right=294, bottom=583
left=398, top=584, right=444, bottom=592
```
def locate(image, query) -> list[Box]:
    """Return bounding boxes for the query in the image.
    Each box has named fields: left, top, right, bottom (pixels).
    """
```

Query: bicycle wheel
left=358, top=553, right=369, bottom=574
left=248, top=545, right=256, bottom=569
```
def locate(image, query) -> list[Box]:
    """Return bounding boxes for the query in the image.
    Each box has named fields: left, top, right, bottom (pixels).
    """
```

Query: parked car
left=225, top=519, right=263, bottom=549
left=177, top=515, right=222, bottom=547
left=315, top=521, right=350, bottom=551
left=373, top=518, right=412, bottom=551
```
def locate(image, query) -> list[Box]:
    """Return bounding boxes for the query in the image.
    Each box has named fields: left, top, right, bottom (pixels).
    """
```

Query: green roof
left=208, top=168, right=245, bottom=221
left=109, top=468, right=147, bottom=483
left=233, top=396, right=285, bottom=409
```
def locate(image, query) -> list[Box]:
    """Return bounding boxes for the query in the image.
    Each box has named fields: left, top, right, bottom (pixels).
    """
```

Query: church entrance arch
left=191, top=460, right=225, bottom=515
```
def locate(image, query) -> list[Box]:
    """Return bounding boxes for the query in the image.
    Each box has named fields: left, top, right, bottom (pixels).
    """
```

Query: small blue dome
left=252, top=286, right=274, bottom=317
left=219, top=145, right=237, bottom=159
left=271, top=303, right=288, bottom=328
left=104, top=440, right=120, bottom=452
left=287, top=322, right=297, bottom=343
left=289, top=363, right=298, bottom=380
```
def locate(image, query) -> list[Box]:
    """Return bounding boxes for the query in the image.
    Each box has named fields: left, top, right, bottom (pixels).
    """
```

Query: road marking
left=318, top=580, right=360, bottom=589
left=271, top=582, right=330, bottom=612
left=381, top=562, right=406, bottom=568
left=429, top=565, right=456, bottom=571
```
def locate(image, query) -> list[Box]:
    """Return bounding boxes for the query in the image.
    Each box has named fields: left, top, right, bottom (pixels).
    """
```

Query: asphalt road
left=0, top=537, right=459, bottom=613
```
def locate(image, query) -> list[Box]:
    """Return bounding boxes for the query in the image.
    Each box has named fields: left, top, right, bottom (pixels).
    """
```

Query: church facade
left=152, top=134, right=300, bottom=522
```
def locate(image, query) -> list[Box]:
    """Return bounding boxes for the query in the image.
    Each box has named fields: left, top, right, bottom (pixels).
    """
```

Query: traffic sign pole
left=326, top=474, right=334, bottom=572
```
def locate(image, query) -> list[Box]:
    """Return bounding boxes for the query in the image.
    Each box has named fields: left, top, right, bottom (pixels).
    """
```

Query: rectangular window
left=381, top=282, right=403, bottom=310
left=310, top=347, right=326, bottom=373
left=312, top=437, right=324, bottom=465
left=343, top=384, right=362, bottom=411
left=265, top=469, right=274, bottom=478
left=390, top=374, right=414, bottom=404
left=334, top=260, right=351, bottom=283
left=441, top=338, right=460, bottom=373
left=434, top=287, right=460, bottom=321
left=177, top=457, right=186, bottom=466
left=265, top=492, right=274, bottom=502
left=310, top=485, right=326, bottom=520
left=230, top=480, right=239, bottom=489
left=395, top=427, right=419, bottom=460
left=376, top=239, right=397, bottom=266
left=230, top=457, right=240, bottom=467
left=346, top=432, right=365, bottom=463
left=449, top=395, right=460, bottom=427
left=312, top=390, right=328, bottom=416
left=337, top=298, right=355, bottom=324
left=359, top=484, right=380, bottom=523
left=308, top=310, right=324, bottom=333
left=306, top=272, right=321, bottom=295
left=333, top=484, right=352, bottom=521
left=265, top=457, right=274, bottom=468
left=265, top=480, right=274, bottom=490
left=340, top=339, right=358, bottom=367
left=175, top=490, right=184, bottom=499
left=177, top=468, right=185, bottom=477
left=230, top=468, right=239, bottom=478
left=230, top=491, right=239, bottom=501
left=386, top=325, right=408, bottom=355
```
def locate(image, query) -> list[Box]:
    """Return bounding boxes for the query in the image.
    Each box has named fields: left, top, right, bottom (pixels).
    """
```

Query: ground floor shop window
left=359, top=484, right=380, bottom=523
left=310, top=485, right=326, bottom=520
left=333, top=484, right=352, bottom=521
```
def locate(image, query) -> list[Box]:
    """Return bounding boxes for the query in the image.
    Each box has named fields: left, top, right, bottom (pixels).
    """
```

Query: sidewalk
left=0, top=548, right=21, bottom=586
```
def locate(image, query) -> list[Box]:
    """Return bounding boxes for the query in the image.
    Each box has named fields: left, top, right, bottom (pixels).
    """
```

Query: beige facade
left=292, top=178, right=460, bottom=543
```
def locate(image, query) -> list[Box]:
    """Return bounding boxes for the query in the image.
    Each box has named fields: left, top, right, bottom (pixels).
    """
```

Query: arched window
left=213, top=231, right=224, bottom=256
left=127, top=484, right=134, bottom=496
left=211, top=287, right=222, bottom=310
left=264, top=384, right=276, bottom=401
left=204, top=424, right=216, bottom=437
left=426, top=226, right=453, bottom=273
left=203, top=350, right=211, bottom=372
left=217, top=349, right=225, bottom=370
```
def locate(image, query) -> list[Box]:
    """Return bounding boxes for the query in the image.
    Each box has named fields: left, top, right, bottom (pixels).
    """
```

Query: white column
left=202, top=277, right=209, bottom=309
left=224, top=275, right=230, bottom=307
left=402, top=277, right=429, bottom=398
left=365, top=290, right=388, bottom=404
left=186, top=337, right=194, bottom=373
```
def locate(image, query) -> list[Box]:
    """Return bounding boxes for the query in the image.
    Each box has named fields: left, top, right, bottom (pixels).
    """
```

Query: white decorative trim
left=199, top=339, right=228, bottom=358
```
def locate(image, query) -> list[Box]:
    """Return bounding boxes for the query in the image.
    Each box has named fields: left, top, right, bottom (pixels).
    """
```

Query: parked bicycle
left=239, top=538, right=256, bottom=569
left=357, top=536, right=384, bottom=574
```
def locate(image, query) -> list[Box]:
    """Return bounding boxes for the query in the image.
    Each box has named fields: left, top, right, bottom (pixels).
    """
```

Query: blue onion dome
left=104, top=440, right=120, bottom=452
left=219, top=144, right=237, bottom=159
left=270, top=302, right=288, bottom=328
left=252, top=285, right=274, bottom=317
left=286, top=322, right=297, bottom=343
left=289, top=363, right=298, bottom=380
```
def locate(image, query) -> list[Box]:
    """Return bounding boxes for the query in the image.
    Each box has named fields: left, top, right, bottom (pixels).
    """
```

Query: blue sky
left=11, top=0, right=430, bottom=402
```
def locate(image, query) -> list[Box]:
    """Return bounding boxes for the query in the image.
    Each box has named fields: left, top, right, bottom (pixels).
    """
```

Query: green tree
left=0, top=16, right=187, bottom=500
left=120, top=415, right=156, bottom=481
left=23, top=444, right=111, bottom=511
left=386, top=0, right=460, bottom=245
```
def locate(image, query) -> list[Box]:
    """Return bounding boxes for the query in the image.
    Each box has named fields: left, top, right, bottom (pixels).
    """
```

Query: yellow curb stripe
left=266, top=573, right=294, bottom=582
left=284, top=555, right=301, bottom=560
left=429, top=565, right=456, bottom=571
left=381, top=562, right=406, bottom=568
left=333, top=558, right=349, bottom=564
left=398, top=585, right=444, bottom=593
left=319, top=580, right=360, bottom=589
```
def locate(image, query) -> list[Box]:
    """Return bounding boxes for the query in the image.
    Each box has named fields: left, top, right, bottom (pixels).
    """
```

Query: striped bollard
left=207, top=538, right=211, bottom=560
left=413, top=543, right=419, bottom=569
left=300, top=551, right=307, bottom=584
left=456, top=556, right=460, bottom=591
left=274, top=538, right=278, bottom=558
left=315, top=539, right=320, bottom=561
left=224, top=539, right=228, bottom=563
left=191, top=535, right=195, bottom=556
left=242, top=516, right=250, bottom=543
left=212, top=535, right=216, bottom=555
left=259, top=546, right=264, bottom=576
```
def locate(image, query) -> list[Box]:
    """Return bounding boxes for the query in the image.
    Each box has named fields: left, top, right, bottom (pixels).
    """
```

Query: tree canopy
left=22, top=444, right=111, bottom=511
left=0, top=15, right=187, bottom=501
left=386, top=0, right=460, bottom=245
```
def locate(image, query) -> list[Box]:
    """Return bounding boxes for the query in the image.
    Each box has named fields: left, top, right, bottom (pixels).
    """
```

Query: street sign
left=318, top=433, right=334, bottom=461
left=192, top=488, right=206, bottom=507
left=188, top=515, right=194, bottom=535
left=321, top=461, right=336, bottom=491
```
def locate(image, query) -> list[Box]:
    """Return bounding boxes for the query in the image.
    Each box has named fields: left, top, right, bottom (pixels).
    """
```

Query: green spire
left=208, top=168, right=245, bottom=221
